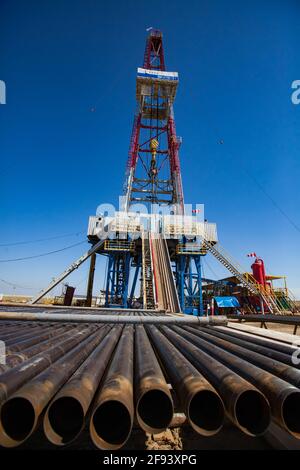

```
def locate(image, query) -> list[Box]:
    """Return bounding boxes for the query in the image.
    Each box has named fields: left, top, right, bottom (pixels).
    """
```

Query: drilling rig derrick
left=86, top=29, right=217, bottom=313
left=31, top=30, right=286, bottom=315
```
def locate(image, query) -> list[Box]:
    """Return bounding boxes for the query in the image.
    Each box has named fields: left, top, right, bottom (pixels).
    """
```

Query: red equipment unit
left=251, top=258, right=266, bottom=287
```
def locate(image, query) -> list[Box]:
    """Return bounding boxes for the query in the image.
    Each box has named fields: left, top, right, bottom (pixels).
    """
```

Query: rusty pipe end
left=280, top=390, right=300, bottom=439
left=43, top=396, right=85, bottom=446
left=187, top=389, right=225, bottom=437
left=0, top=397, right=36, bottom=447
left=233, top=390, right=271, bottom=437
left=90, top=399, right=133, bottom=450
left=136, top=388, right=174, bottom=434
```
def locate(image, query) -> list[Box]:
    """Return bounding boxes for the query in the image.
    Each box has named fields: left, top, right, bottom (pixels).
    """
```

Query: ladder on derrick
left=201, top=238, right=281, bottom=314
left=142, top=232, right=156, bottom=309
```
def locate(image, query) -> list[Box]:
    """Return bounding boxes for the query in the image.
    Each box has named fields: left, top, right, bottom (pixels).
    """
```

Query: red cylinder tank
left=251, top=258, right=266, bottom=287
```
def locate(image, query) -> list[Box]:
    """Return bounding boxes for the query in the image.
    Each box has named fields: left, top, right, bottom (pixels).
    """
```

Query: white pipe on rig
left=0, top=312, right=228, bottom=325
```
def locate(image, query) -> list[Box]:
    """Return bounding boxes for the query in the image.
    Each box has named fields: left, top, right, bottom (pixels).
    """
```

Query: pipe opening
left=282, top=392, right=300, bottom=438
left=91, top=400, right=132, bottom=449
left=47, top=397, right=84, bottom=444
left=1, top=398, right=35, bottom=443
left=189, top=390, right=224, bottom=436
left=137, top=390, right=173, bottom=432
left=235, top=390, right=270, bottom=436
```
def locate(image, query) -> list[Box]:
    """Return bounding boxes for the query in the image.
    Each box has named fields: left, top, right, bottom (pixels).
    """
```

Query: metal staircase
left=142, top=232, right=156, bottom=309
left=201, top=239, right=281, bottom=314
left=274, top=288, right=300, bottom=313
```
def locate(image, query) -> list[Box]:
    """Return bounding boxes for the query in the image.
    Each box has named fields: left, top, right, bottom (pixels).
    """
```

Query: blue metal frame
left=128, top=255, right=141, bottom=308
left=105, top=252, right=131, bottom=308
left=176, top=253, right=204, bottom=316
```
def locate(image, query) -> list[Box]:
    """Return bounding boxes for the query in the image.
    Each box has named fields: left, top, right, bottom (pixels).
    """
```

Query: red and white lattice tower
left=123, top=29, right=184, bottom=214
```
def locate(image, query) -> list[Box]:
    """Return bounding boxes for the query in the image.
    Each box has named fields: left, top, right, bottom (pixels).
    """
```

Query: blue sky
left=0, top=0, right=299, bottom=298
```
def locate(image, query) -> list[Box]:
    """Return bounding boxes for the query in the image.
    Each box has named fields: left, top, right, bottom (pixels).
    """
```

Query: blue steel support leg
left=105, top=255, right=114, bottom=307
left=122, top=253, right=131, bottom=308
left=128, top=256, right=141, bottom=307
left=176, top=256, right=185, bottom=312
left=194, top=255, right=204, bottom=316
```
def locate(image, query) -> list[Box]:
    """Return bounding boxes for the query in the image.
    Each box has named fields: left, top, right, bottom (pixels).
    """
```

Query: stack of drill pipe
left=209, top=325, right=299, bottom=355
left=0, top=323, right=72, bottom=373
left=0, top=325, right=47, bottom=343
left=0, top=324, right=34, bottom=338
left=3, top=325, right=85, bottom=370
left=170, top=325, right=300, bottom=438
left=44, top=325, right=123, bottom=446
left=199, top=326, right=299, bottom=368
left=89, top=325, right=174, bottom=450
left=146, top=325, right=225, bottom=436
left=152, top=325, right=271, bottom=437
left=90, top=325, right=134, bottom=450
left=0, top=325, right=109, bottom=447
left=134, top=325, right=174, bottom=434
left=0, top=323, right=74, bottom=352
left=5, top=325, right=71, bottom=353
left=0, top=325, right=101, bottom=406
left=0, top=319, right=300, bottom=449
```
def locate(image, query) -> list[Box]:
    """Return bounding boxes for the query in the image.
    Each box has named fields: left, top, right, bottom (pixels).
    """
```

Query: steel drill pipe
left=0, top=311, right=227, bottom=325
left=0, top=326, right=111, bottom=447
left=213, top=326, right=298, bottom=356
left=135, top=325, right=174, bottom=433
left=1, top=325, right=66, bottom=372
left=0, top=303, right=163, bottom=314
left=200, top=326, right=300, bottom=368
left=90, top=325, right=134, bottom=450
left=0, top=322, right=22, bottom=331
left=3, top=323, right=72, bottom=348
left=146, top=325, right=225, bottom=436
left=175, top=325, right=300, bottom=439
left=158, top=325, right=271, bottom=437
left=0, top=324, right=36, bottom=339
left=183, top=326, right=300, bottom=388
left=4, top=329, right=61, bottom=348
left=228, top=314, right=300, bottom=325
left=4, top=325, right=87, bottom=369
left=6, top=325, right=70, bottom=355
left=0, top=320, right=44, bottom=329
left=43, top=325, right=123, bottom=446
left=2, top=326, right=80, bottom=370
left=0, top=325, right=100, bottom=405
left=0, top=325, right=46, bottom=343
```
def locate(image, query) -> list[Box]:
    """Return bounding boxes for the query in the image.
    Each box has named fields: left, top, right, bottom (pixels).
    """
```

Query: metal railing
left=176, top=243, right=207, bottom=255
left=104, top=240, right=135, bottom=252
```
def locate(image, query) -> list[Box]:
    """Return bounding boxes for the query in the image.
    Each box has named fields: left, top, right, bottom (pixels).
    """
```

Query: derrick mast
left=32, top=31, right=290, bottom=317
left=124, top=29, right=184, bottom=214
